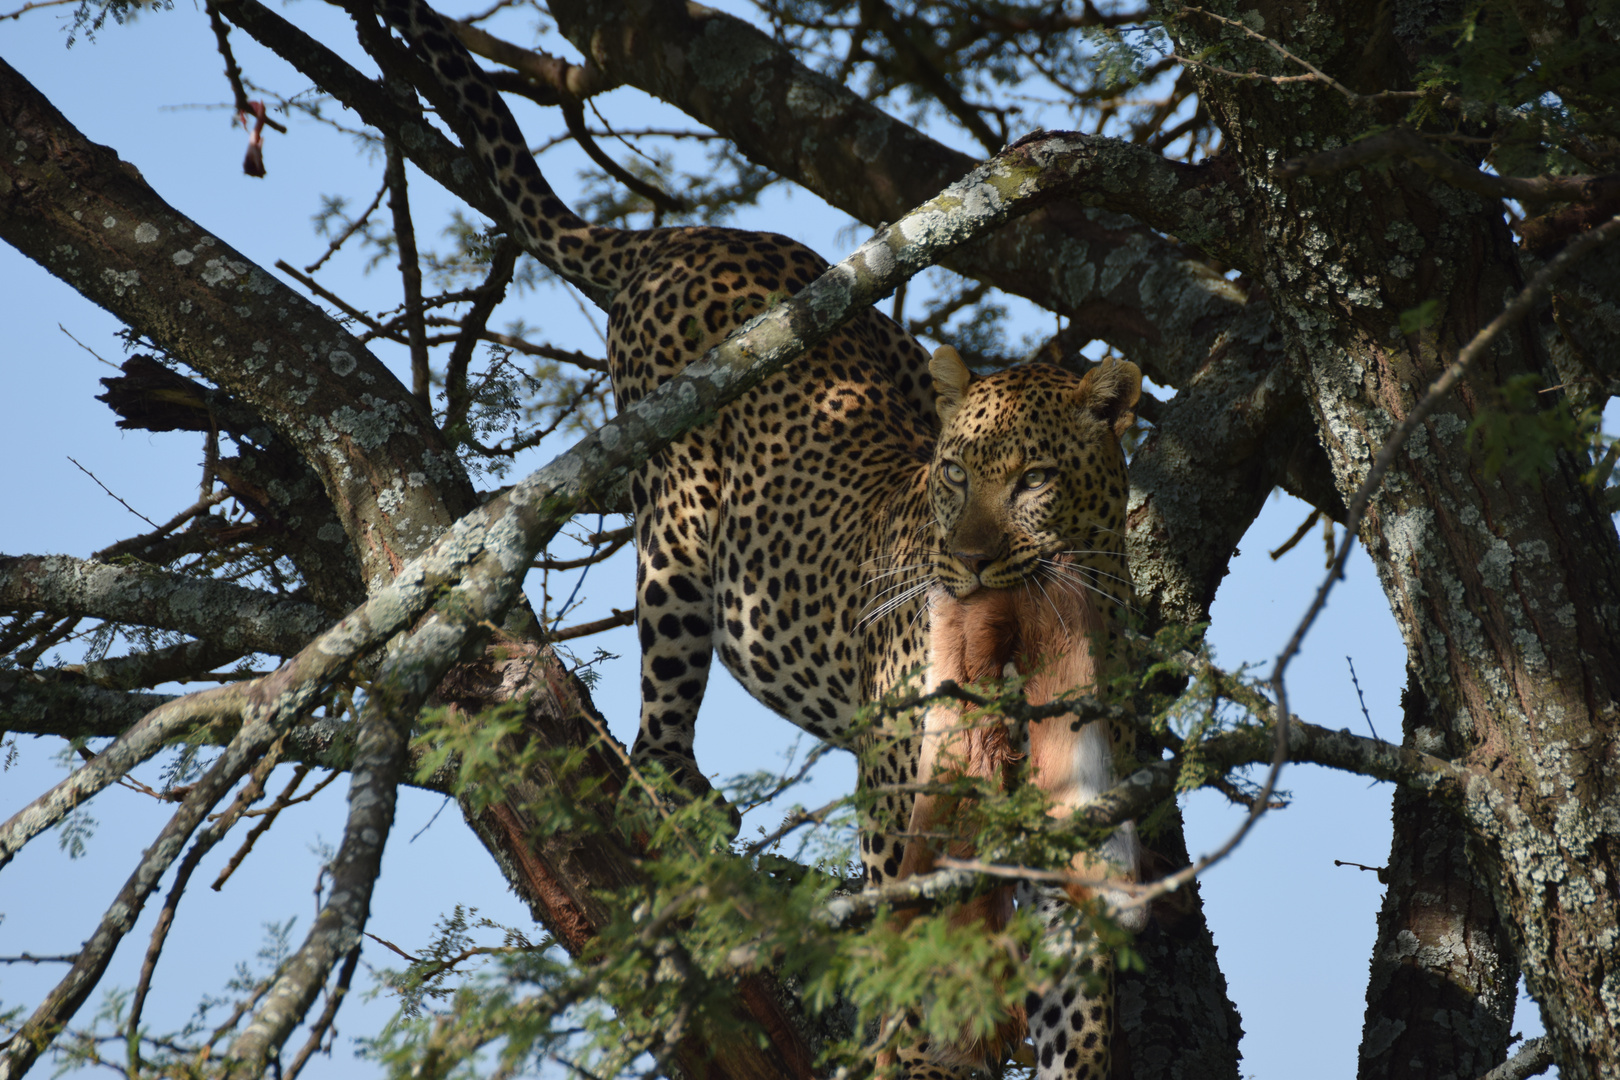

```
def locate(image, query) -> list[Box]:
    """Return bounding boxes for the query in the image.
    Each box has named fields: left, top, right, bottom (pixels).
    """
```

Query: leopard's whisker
left=907, top=597, right=932, bottom=630
left=860, top=579, right=934, bottom=627
left=1042, top=562, right=1143, bottom=617
left=1052, top=554, right=1136, bottom=591
left=864, top=563, right=932, bottom=583
left=860, top=583, right=925, bottom=620
left=1030, top=573, right=1072, bottom=641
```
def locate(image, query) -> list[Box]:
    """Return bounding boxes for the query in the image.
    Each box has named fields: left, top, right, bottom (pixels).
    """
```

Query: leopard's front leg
left=625, top=450, right=726, bottom=821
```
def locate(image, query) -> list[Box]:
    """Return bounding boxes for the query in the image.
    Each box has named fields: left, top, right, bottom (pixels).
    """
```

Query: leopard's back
left=602, top=228, right=941, bottom=754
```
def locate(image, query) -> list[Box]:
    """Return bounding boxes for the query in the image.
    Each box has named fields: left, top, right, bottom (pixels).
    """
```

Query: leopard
left=892, top=531, right=1145, bottom=1080
left=880, top=348, right=1144, bottom=1080
left=369, top=2, right=1143, bottom=1076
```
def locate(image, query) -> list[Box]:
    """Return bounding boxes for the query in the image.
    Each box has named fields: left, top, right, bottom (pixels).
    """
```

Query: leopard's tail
left=373, top=0, right=630, bottom=297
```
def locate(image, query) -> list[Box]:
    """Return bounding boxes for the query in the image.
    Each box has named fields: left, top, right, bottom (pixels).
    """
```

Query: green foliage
left=1399, top=299, right=1442, bottom=336
left=372, top=906, right=546, bottom=1018
left=1080, top=21, right=1169, bottom=90
left=55, top=806, right=97, bottom=860
left=157, top=743, right=210, bottom=792
left=1466, top=373, right=1606, bottom=482
left=374, top=685, right=1190, bottom=1077
left=1416, top=2, right=1620, bottom=178
left=412, top=700, right=542, bottom=816
left=8, top=631, right=1294, bottom=1079
left=65, top=0, right=175, bottom=46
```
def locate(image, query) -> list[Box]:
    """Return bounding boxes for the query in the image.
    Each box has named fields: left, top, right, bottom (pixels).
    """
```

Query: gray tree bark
left=1159, top=3, right=1620, bottom=1078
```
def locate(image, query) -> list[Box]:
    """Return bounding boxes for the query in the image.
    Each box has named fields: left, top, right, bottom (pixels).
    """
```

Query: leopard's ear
left=1075, top=357, right=1142, bottom=438
left=930, top=345, right=972, bottom=424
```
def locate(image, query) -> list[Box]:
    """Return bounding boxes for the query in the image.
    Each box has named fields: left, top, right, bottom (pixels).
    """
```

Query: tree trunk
left=1358, top=673, right=1521, bottom=1080
left=1167, top=3, right=1620, bottom=1076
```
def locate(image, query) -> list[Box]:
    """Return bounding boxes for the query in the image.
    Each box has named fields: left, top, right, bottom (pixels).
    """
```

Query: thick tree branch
left=0, top=668, right=447, bottom=790
left=0, top=553, right=330, bottom=660
left=0, top=682, right=247, bottom=872
left=1360, top=672, right=1521, bottom=1080
left=1169, top=5, right=1620, bottom=1072
left=1127, top=294, right=1343, bottom=627
left=539, top=0, right=1257, bottom=389
left=0, top=670, right=173, bottom=742
left=0, top=59, right=479, bottom=593
left=72, top=638, right=251, bottom=691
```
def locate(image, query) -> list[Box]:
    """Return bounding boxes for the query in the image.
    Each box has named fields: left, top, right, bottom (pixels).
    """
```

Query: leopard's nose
left=955, top=551, right=991, bottom=577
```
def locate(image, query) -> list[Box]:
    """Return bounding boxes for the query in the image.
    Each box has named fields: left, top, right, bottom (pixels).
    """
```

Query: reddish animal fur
left=890, top=568, right=1136, bottom=1070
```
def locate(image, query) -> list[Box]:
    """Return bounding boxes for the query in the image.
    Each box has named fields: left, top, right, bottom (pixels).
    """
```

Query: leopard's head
left=926, top=346, right=1141, bottom=605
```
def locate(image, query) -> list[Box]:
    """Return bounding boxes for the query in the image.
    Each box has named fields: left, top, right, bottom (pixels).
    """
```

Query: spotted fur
left=368, top=3, right=1142, bottom=1075
left=883, top=350, right=1142, bottom=1080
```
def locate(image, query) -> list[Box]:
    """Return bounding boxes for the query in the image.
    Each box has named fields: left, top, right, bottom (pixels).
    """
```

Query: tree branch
left=1480, top=1037, right=1556, bottom=1080
left=539, top=0, right=1257, bottom=388
left=0, top=553, right=330, bottom=659
left=0, top=58, right=479, bottom=592
left=1276, top=127, right=1620, bottom=208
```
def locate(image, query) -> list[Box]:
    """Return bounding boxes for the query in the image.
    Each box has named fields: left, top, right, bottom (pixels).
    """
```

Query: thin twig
left=934, top=856, right=1151, bottom=895
left=547, top=608, right=634, bottom=642
left=1346, top=656, right=1380, bottom=742
left=68, top=456, right=158, bottom=528
left=127, top=743, right=284, bottom=1060
left=362, top=932, right=420, bottom=964
left=532, top=534, right=631, bottom=572
left=92, top=489, right=231, bottom=561
left=203, top=0, right=288, bottom=132
left=1173, top=4, right=1420, bottom=106
left=0, top=0, right=75, bottom=19
left=304, top=179, right=388, bottom=273
left=212, top=765, right=312, bottom=890
left=561, top=99, right=685, bottom=216
left=444, top=237, right=520, bottom=435
left=235, top=767, right=340, bottom=819
left=385, top=141, right=432, bottom=408
left=1268, top=508, right=1321, bottom=560
left=274, top=260, right=387, bottom=332
left=736, top=739, right=838, bottom=816
left=741, top=793, right=847, bottom=858
left=472, top=331, right=607, bottom=372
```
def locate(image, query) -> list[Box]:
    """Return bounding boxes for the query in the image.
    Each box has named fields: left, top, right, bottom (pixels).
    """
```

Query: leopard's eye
left=1021, top=468, right=1050, bottom=490
left=942, top=462, right=968, bottom=485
